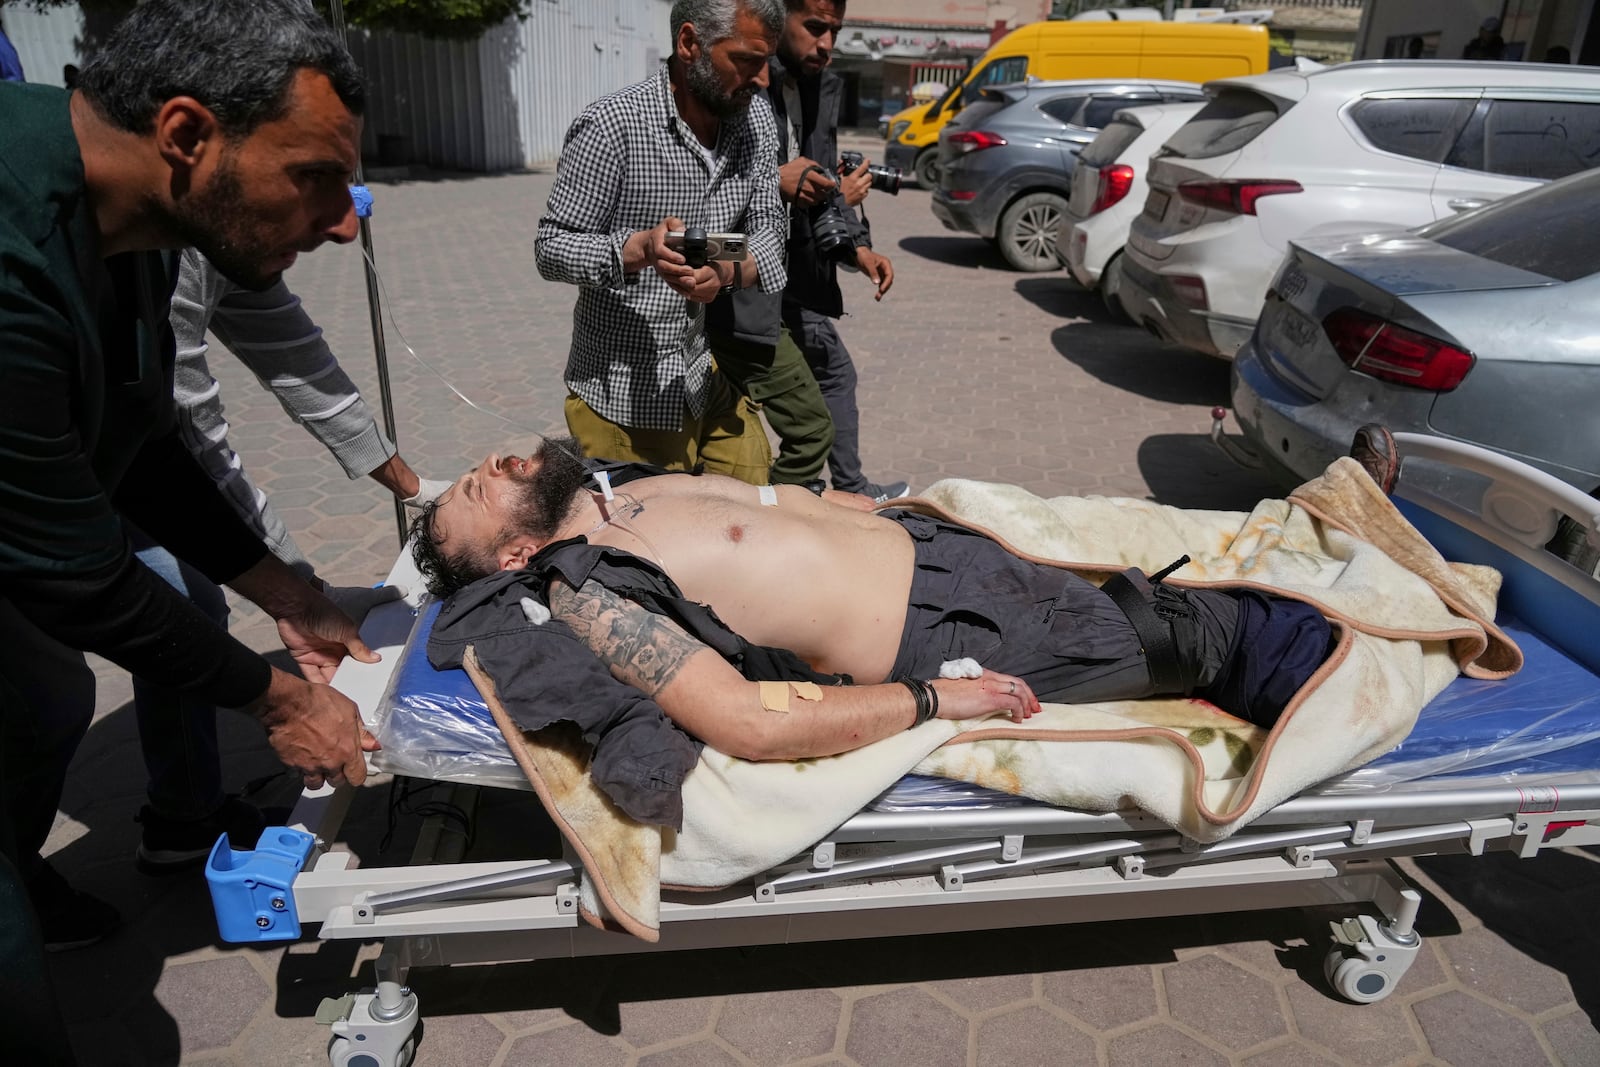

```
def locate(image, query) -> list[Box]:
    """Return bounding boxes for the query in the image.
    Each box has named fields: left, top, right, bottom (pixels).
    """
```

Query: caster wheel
left=1325, top=946, right=1395, bottom=1004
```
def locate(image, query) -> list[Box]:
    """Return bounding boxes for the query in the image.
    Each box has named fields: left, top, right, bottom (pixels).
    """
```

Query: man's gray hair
left=670, top=0, right=784, bottom=45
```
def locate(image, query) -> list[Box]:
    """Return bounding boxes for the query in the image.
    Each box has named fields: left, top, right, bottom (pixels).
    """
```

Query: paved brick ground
left=48, top=152, right=1600, bottom=1066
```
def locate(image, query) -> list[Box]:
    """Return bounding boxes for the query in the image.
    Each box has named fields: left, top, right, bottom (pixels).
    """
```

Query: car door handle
left=1447, top=198, right=1489, bottom=212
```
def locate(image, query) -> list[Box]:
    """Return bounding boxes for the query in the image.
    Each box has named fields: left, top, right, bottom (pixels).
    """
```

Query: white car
left=1057, top=100, right=1204, bottom=318
left=1116, top=60, right=1600, bottom=360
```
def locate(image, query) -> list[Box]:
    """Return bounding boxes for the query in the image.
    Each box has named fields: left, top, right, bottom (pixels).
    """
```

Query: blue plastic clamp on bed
left=205, top=826, right=316, bottom=943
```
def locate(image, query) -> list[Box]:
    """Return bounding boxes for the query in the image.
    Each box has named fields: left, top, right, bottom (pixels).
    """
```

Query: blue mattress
left=372, top=601, right=1600, bottom=801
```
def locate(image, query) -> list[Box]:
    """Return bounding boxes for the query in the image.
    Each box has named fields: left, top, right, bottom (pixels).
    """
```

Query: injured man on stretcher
left=410, top=437, right=1336, bottom=826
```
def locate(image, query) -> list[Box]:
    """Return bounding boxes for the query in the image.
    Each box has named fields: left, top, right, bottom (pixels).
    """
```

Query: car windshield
left=1079, top=117, right=1146, bottom=167
left=1417, top=169, right=1600, bottom=282
left=1162, top=88, right=1289, bottom=159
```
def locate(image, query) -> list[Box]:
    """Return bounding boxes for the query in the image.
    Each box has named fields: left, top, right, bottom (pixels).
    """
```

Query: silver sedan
left=1228, top=167, right=1600, bottom=505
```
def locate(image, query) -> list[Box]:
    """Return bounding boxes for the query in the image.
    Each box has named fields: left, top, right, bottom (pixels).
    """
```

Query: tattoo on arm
left=549, top=579, right=705, bottom=695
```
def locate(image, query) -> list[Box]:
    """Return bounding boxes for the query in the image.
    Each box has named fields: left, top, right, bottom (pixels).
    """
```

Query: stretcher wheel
left=1323, top=946, right=1396, bottom=1004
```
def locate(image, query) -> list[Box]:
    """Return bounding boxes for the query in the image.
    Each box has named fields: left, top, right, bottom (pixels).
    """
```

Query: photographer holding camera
left=710, top=0, right=907, bottom=501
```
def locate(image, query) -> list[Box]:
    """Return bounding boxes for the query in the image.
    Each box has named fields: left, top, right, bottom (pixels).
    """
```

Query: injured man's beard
left=501, top=436, right=593, bottom=543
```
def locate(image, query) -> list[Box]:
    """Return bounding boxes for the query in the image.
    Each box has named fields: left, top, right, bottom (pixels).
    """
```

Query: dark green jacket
left=0, top=84, right=272, bottom=707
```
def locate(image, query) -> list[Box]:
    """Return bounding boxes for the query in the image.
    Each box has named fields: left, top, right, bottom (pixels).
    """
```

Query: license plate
left=1262, top=301, right=1320, bottom=358
left=1143, top=188, right=1171, bottom=220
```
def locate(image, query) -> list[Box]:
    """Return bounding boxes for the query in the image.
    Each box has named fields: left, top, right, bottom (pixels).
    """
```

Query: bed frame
left=205, top=435, right=1600, bottom=1067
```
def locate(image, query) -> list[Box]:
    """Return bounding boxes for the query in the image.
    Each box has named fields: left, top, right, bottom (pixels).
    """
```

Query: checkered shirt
left=536, top=67, right=787, bottom=431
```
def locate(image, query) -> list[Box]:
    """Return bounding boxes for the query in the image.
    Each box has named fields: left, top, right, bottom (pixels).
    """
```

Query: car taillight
left=1322, top=307, right=1474, bottom=391
left=1091, top=164, right=1135, bottom=214
left=1177, top=179, right=1302, bottom=215
left=950, top=190, right=976, bottom=201
left=947, top=130, right=1007, bottom=154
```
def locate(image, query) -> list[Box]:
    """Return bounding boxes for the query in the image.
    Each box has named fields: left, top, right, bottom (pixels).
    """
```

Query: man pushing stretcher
left=407, top=435, right=1396, bottom=826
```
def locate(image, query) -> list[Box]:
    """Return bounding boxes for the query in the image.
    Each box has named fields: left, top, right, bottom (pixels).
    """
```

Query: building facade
left=836, top=0, right=1054, bottom=129
left=1354, top=0, right=1598, bottom=63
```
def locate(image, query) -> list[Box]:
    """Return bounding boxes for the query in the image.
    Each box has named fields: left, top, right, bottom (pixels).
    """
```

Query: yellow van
left=884, top=21, right=1270, bottom=188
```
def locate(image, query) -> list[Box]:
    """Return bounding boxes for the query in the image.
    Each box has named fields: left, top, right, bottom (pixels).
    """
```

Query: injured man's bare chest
left=581, top=478, right=917, bottom=682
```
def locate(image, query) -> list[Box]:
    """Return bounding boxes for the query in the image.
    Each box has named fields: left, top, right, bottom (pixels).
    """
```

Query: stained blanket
left=465, top=458, right=1521, bottom=941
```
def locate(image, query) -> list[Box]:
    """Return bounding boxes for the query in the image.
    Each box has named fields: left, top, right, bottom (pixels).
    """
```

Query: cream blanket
left=466, top=458, right=1521, bottom=941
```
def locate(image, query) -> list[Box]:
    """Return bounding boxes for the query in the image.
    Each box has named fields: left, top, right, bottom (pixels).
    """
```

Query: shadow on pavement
left=1415, top=849, right=1600, bottom=1027
left=48, top=646, right=427, bottom=1065
left=1138, top=434, right=1284, bottom=511
left=896, top=234, right=1010, bottom=270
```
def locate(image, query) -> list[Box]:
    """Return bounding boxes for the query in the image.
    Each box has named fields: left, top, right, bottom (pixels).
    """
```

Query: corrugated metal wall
left=350, top=0, right=672, bottom=172
left=2, top=2, right=83, bottom=88
left=346, top=28, right=495, bottom=170
left=2, top=0, right=672, bottom=172
left=500, top=0, right=673, bottom=166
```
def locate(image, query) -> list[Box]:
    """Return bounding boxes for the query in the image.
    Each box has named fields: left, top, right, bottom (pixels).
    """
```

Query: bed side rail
left=1391, top=432, right=1600, bottom=674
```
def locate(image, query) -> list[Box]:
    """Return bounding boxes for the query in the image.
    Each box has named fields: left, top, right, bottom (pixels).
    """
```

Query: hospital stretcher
left=204, top=435, right=1600, bottom=1067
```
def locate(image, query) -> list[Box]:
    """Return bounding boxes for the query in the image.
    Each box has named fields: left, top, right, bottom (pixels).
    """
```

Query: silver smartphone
left=664, top=231, right=749, bottom=263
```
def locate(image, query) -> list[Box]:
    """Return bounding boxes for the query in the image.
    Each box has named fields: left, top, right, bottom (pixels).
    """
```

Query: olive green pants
left=563, top=371, right=771, bottom=486
left=710, top=327, right=835, bottom=485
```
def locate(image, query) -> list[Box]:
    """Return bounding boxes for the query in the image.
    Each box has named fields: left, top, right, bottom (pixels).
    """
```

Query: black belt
left=1100, top=555, right=1194, bottom=696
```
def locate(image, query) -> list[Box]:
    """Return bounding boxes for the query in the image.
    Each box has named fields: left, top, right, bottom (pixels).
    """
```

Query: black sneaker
left=865, top=480, right=911, bottom=505
left=26, top=860, right=122, bottom=953
left=135, top=795, right=280, bottom=875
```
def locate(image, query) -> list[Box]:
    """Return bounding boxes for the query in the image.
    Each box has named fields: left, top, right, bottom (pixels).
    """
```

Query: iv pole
left=326, top=0, right=408, bottom=547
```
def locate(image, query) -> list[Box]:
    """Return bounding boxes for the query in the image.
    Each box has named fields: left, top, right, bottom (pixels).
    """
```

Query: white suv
left=1116, top=60, right=1600, bottom=360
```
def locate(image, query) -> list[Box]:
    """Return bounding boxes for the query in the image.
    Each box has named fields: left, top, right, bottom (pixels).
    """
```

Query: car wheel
left=914, top=149, right=940, bottom=191
left=998, top=192, right=1068, bottom=272
left=1101, top=251, right=1131, bottom=323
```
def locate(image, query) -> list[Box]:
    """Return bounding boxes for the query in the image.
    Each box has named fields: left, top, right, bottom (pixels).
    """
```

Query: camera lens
left=867, top=165, right=902, bottom=196
left=811, top=202, right=855, bottom=260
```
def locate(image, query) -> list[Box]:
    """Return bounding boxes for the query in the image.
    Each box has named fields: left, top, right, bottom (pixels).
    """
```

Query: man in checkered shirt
left=536, top=0, right=789, bottom=483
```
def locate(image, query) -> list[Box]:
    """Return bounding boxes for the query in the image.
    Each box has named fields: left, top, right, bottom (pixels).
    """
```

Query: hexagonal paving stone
left=717, top=987, right=841, bottom=1064
left=618, top=996, right=719, bottom=1048
left=1041, top=959, right=1160, bottom=1032
left=636, top=1038, right=747, bottom=1066
left=975, top=1005, right=1097, bottom=1067
left=1439, top=926, right=1574, bottom=1015
left=1411, top=990, right=1548, bottom=1066
left=1285, top=982, right=1423, bottom=1067
left=488, top=1006, right=574, bottom=1034
left=501, top=1022, right=631, bottom=1067
left=411, top=1014, right=511, bottom=1066
left=1239, top=1038, right=1343, bottom=1066
left=219, top=1007, right=334, bottom=1067
left=1161, top=954, right=1287, bottom=1051
left=927, top=973, right=1035, bottom=1015
left=1107, top=1022, right=1229, bottom=1066
left=151, top=955, right=267, bottom=1053
left=845, top=987, right=968, bottom=1067
left=1543, top=1009, right=1600, bottom=1067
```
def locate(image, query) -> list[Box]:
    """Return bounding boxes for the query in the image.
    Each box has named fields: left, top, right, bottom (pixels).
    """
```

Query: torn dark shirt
left=428, top=538, right=848, bottom=830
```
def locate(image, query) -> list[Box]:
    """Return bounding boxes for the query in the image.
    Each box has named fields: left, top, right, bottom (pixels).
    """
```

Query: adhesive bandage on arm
left=757, top=679, right=824, bottom=713
left=758, top=484, right=778, bottom=507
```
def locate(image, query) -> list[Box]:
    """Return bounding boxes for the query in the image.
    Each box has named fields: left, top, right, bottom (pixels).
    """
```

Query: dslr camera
left=811, top=152, right=903, bottom=263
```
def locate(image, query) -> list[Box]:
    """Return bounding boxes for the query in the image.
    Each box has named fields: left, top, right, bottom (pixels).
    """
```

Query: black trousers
left=0, top=608, right=82, bottom=1063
